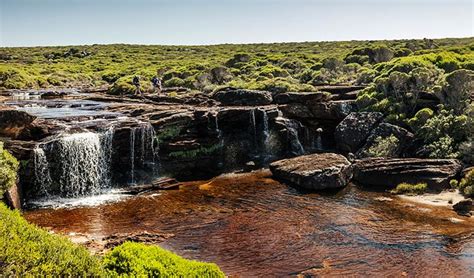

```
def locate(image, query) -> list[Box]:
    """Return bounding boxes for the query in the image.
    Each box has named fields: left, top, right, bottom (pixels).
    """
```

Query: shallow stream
left=24, top=170, right=474, bottom=277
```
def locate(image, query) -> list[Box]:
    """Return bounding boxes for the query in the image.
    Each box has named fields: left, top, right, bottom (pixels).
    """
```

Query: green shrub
left=391, top=182, right=428, bottom=195
left=436, top=69, right=474, bottom=115
left=0, top=203, right=102, bottom=276
left=103, top=242, right=225, bottom=277
left=407, top=108, right=434, bottom=129
left=0, top=142, right=19, bottom=196
left=164, top=77, right=186, bottom=87
left=366, top=135, right=400, bottom=157
left=459, top=169, right=474, bottom=197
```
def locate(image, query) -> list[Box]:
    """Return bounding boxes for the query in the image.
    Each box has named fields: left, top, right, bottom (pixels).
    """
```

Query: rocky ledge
left=353, top=158, right=462, bottom=190
left=269, top=153, right=352, bottom=190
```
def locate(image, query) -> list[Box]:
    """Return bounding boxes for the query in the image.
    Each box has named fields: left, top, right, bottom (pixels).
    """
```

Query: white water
left=129, top=122, right=159, bottom=184
left=28, top=189, right=132, bottom=209
left=33, top=129, right=114, bottom=198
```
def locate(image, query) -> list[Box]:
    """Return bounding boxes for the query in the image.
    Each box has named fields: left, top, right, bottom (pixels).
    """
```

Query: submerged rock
left=353, top=158, right=462, bottom=189
left=211, top=88, right=273, bottom=106
left=269, top=153, right=352, bottom=190
left=453, top=199, right=473, bottom=217
left=335, top=112, right=384, bottom=153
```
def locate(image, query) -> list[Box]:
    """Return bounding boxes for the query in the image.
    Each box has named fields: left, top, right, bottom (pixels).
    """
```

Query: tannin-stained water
left=24, top=170, right=474, bottom=277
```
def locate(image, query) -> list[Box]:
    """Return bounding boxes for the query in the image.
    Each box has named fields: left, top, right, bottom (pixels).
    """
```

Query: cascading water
left=258, top=108, right=272, bottom=162
left=128, top=122, right=159, bottom=184
left=249, top=109, right=257, bottom=147
left=33, top=147, right=52, bottom=196
left=33, top=128, right=114, bottom=198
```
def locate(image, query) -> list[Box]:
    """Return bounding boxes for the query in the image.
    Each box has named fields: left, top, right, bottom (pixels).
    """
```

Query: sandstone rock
left=0, top=109, right=36, bottom=138
left=309, top=100, right=357, bottom=121
left=211, top=88, right=273, bottom=106
left=452, top=199, right=473, bottom=216
left=273, top=92, right=330, bottom=104
left=335, top=112, right=384, bottom=153
left=315, top=85, right=365, bottom=94
left=353, top=158, right=463, bottom=189
left=356, top=123, right=414, bottom=158
left=270, top=153, right=352, bottom=190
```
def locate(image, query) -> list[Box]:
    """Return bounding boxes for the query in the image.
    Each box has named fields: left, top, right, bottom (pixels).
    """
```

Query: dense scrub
left=1, top=38, right=472, bottom=94
left=0, top=203, right=102, bottom=276
left=103, top=242, right=224, bottom=277
left=0, top=38, right=472, bottom=162
left=0, top=202, right=224, bottom=276
left=0, top=142, right=18, bottom=196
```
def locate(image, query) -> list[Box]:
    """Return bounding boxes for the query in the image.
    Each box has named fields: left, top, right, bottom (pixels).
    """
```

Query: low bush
left=391, top=182, right=428, bottom=195
left=103, top=242, right=225, bottom=277
left=0, top=202, right=226, bottom=276
left=0, top=142, right=19, bottom=196
left=366, top=135, right=400, bottom=157
left=459, top=169, right=474, bottom=197
left=0, top=203, right=102, bottom=276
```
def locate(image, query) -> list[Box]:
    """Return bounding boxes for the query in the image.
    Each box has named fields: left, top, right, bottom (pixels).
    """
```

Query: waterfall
left=249, top=109, right=257, bottom=147
left=315, top=128, right=323, bottom=151
left=33, top=129, right=114, bottom=198
left=258, top=108, right=271, bottom=162
left=129, top=127, right=136, bottom=184
left=33, top=147, right=52, bottom=196
left=129, top=122, right=159, bottom=184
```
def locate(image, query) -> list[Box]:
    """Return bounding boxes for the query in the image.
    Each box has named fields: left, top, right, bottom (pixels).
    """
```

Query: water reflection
left=24, top=170, right=474, bottom=276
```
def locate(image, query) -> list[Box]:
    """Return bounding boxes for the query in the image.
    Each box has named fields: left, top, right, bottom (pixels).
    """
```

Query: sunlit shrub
left=391, top=182, right=428, bottom=195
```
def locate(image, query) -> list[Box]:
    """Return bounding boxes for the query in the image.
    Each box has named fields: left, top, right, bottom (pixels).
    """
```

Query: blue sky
left=1, top=0, right=472, bottom=47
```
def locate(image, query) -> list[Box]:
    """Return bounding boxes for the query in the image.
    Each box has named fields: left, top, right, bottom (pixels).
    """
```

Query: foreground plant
left=0, top=203, right=224, bottom=276
left=391, top=182, right=428, bottom=195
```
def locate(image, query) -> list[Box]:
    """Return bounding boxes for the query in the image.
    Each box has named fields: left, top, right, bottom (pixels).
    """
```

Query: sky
left=1, top=0, right=473, bottom=47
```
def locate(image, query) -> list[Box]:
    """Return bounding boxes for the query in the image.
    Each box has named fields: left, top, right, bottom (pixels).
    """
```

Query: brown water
left=25, top=170, right=474, bottom=277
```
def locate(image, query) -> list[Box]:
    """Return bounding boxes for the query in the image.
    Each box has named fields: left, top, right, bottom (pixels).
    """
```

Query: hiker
left=132, top=76, right=143, bottom=96
left=151, top=76, right=162, bottom=95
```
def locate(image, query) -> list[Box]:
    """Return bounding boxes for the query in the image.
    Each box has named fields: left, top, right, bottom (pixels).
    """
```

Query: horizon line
left=2, top=36, right=473, bottom=49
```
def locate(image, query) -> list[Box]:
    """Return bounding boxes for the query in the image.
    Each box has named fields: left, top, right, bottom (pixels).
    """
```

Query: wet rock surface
left=453, top=199, right=473, bottom=216
left=269, top=153, right=352, bottom=190
left=353, top=158, right=463, bottom=189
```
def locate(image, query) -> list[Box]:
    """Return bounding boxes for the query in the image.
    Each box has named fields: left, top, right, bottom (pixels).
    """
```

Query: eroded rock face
left=269, top=153, right=352, bottom=190
left=0, top=109, right=36, bottom=138
left=211, top=88, right=273, bottom=106
left=335, top=112, right=384, bottom=153
left=356, top=123, right=414, bottom=158
left=353, top=158, right=462, bottom=189
left=273, top=92, right=330, bottom=104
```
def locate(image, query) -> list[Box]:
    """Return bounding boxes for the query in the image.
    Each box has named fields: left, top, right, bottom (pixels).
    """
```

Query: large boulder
left=0, top=109, right=36, bottom=138
left=309, top=100, right=357, bottom=121
left=270, top=153, right=352, bottom=190
left=211, top=88, right=273, bottom=106
left=334, top=112, right=384, bottom=153
left=356, top=123, right=414, bottom=158
left=353, top=158, right=463, bottom=190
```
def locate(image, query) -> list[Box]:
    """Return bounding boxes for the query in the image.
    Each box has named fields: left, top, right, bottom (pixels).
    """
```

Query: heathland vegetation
left=3, top=38, right=471, bottom=170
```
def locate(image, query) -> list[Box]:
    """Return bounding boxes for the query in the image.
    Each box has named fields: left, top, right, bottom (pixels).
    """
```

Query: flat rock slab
left=269, top=153, right=352, bottom=190
left=211, top=88, right=273, bottom=106
left=353, top=158, right=462, bottom=189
